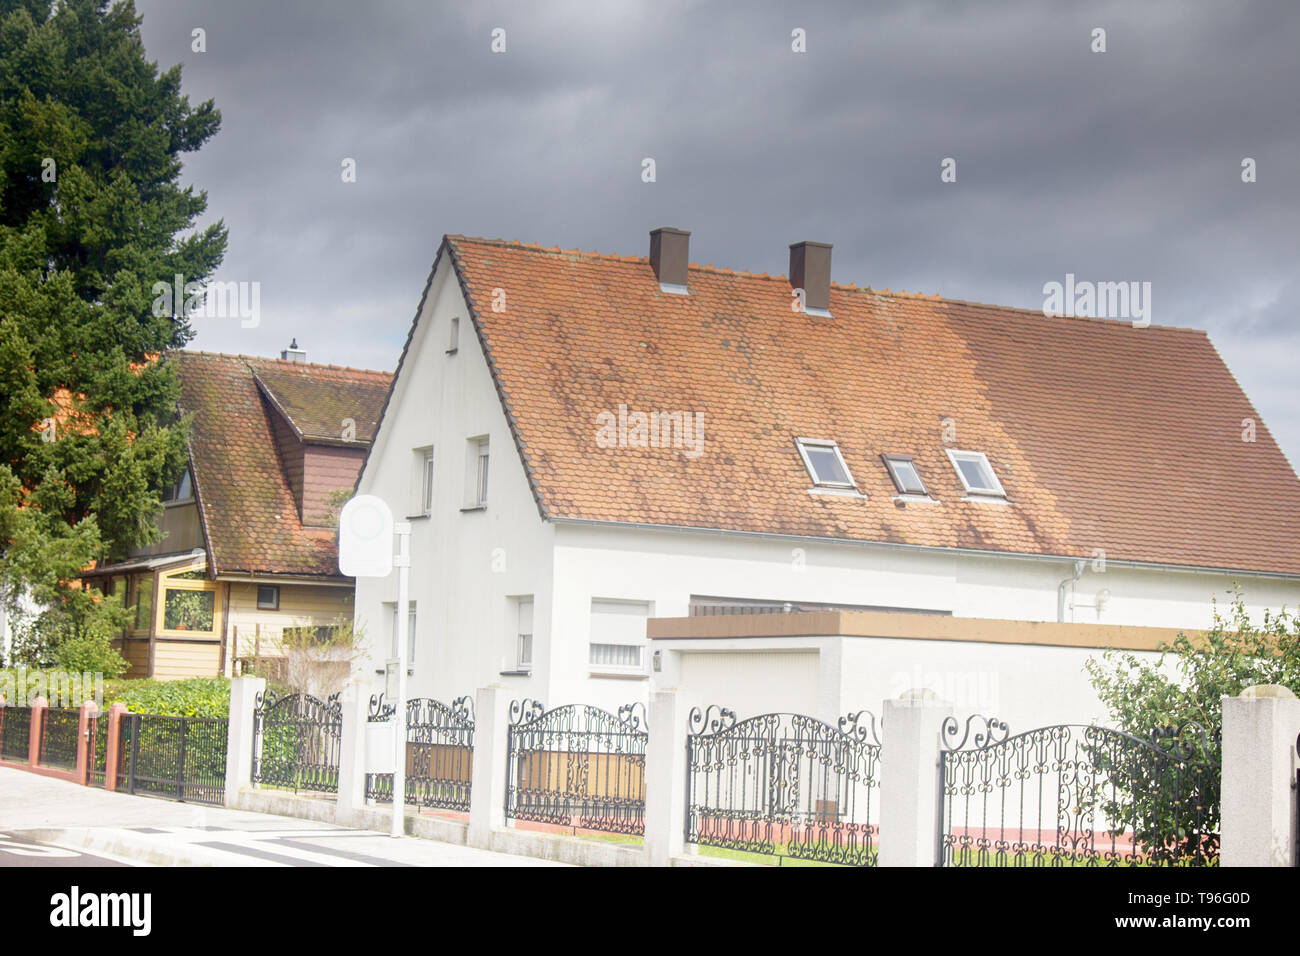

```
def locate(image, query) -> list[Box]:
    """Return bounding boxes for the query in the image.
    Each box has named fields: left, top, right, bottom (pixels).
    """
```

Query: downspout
left=1057, top=560, right=1085, bottom=623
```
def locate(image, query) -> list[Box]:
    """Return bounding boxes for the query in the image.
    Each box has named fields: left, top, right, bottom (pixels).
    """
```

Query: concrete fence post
left=76, top=700, right=98, bottom=786
left=104, top=702, right=128, bottom=792
left=878, top=696, right=953, bottom=867
left=224, top=676, right=266, bottom=808
left=467, top=685, right=511, bottom=849
left=644, top=688, right=692, bottom=866
left=28, top=695, right=47, bottom=767
left=336, top=680, right=371, bottom=827
left=1221, top=694, right=1300, bottom=866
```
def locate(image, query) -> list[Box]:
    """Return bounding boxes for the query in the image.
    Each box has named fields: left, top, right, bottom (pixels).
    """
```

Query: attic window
left=795, top=438, right=856, bottom=489
left=447, top=316, right=459, bottom=354
left=947, top=449, right=1006, bottom=498
left=882, top=454, right=928, bottom=497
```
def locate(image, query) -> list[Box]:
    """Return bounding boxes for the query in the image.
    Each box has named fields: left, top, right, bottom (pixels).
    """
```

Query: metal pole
left=391, top=522, right=411, bottom=838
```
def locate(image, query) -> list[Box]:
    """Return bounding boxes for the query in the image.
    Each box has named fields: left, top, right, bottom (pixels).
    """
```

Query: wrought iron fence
left=505, top=700, right=648, bottom=835
left=120, top=713, right=229, bottom=806
left=0, top=706, right=32, bottom=762
left=37, top=707, right=81, bottom=771
left=938, top=716, right=1219, bottom=867
left=251, top=691, right=342, bottom=794
left=685, top=706, right=882, bottom=866
left=365, top=694, right=475, bottom=812
left=86, top=713, right=108, bottom=788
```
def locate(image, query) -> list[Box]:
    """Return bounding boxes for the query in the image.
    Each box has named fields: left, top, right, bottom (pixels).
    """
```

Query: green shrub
left=105, top=676, right=231, bottom=718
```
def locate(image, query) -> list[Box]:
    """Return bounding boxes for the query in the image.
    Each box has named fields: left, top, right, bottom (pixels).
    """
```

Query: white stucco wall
left=353, top=259, right=554, bottom=705
left=656, top=634, right=1170, bottom=736
left=550, top=521, right=1300, bottom=710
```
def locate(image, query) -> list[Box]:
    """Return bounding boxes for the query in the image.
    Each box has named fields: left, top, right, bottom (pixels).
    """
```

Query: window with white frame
left=588, top=599, right=650, bottom=671
left=448, top=316, right=460, bottom=353
left=386, top=601, right=417, bottom=664
left=513, top=596, right=533, bottom=671
left=795, top=438, right=856, bottom=489
left=256, top=584, right=280, bottom=610
left=946, top=449, right=1006, bottom=498
left=465, top=436, right=489, bottom=508
left=409, top=446, right=434, bottom=516
left=882, top=454, right=929, bottom=497
left=420, top=447, right=434, bottom=514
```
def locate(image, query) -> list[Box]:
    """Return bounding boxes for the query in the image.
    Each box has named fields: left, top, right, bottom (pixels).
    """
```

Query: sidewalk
left=0, top=768, right=568, bottom=867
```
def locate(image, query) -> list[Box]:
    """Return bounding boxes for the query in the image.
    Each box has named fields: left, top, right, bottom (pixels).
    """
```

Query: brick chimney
left=789, top=241, right=833, bottom=315
left=649, top=227, right=690, bottom=293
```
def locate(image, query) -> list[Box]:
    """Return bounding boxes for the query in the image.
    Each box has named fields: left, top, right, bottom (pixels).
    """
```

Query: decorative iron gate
left=938, top=715, right=1218, bottom=867
left=685, top=706, right=882, bottom=866
left=0, top=706, right=31, bottom=762
left=366, top=694, right=474, bottom=812
left=120, top=713, right=229, bottom=806
left=505, top=700, right=647, bottom=835
left=251, top=691, right=342, bottom=794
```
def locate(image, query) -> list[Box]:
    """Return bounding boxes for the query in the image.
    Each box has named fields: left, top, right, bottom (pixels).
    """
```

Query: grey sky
left=134, top=0, right=1300, bottom=465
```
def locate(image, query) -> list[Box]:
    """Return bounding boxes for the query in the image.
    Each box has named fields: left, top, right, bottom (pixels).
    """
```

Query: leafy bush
left=52, top=630, right=128, bottom=679
left=1086, top=588, right=1300, bottom=862
left=104, top=676, right=231, bottom=718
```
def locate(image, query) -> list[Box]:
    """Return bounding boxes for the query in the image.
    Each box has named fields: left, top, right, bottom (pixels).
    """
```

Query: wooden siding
left=150, top=639, right=222, bottom=681
left=115, top=638, right=152, bottom=679
left=226, top=582, right=355, bottom=658
left=301, top=444, right=366, bottom=526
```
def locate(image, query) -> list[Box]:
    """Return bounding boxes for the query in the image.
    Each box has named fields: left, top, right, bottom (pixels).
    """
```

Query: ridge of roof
left=444, top=235, right=1206, bottom=335
left=174, top=349, right=392, bottom=378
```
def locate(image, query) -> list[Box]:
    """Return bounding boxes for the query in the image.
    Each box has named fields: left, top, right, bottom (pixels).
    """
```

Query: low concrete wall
left=233, top=787, right=740, bottom=866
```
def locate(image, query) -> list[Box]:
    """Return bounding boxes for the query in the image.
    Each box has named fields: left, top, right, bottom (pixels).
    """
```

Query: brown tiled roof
left=173, top=352, right=392, bottom=577
left=253, top=364, right=390, bottom=444
left=428, top=234, right=1300, bottom=576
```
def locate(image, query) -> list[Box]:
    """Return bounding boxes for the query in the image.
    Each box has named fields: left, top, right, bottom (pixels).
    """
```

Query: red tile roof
left=173, top=352, right=391, bottom=577
left=421, top=234, right=1300, bottom=576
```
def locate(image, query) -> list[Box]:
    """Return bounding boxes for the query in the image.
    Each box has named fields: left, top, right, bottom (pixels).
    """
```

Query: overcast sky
left=134, top=0, right=1300, bottom=466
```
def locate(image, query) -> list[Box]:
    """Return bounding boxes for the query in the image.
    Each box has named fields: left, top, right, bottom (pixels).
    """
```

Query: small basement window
left=946, top=449, right=1006, bottom=498
left=882, top=454, right=928, bottom=496
left=795, top=438, right=856, bottom=489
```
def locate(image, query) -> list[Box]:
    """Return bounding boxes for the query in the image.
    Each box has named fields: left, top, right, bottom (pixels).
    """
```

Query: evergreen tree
left=0, top=0, right=225, bottom=664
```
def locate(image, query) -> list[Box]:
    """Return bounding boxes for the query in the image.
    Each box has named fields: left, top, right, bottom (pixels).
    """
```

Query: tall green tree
left=0, top=0, right=225, bottom=665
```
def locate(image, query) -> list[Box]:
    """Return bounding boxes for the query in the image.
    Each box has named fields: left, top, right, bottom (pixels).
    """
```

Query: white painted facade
left=353, top=252, right=1300, bottom=726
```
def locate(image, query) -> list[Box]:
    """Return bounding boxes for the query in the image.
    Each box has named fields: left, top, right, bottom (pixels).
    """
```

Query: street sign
left=338, top=495, right=394, bottom=577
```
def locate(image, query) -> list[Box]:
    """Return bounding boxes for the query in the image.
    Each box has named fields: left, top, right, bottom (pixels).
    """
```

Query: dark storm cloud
left=134, top=0, right=1300, bottom=462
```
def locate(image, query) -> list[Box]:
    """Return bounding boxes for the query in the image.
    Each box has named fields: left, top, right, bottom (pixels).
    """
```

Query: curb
left=12, top=827, right=253, bottom=868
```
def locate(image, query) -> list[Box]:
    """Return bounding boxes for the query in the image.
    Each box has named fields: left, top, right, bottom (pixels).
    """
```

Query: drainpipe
left=1057, top=560, right=1085, bottom=623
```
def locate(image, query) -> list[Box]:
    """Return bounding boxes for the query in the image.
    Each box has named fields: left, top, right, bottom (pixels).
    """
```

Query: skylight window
left=946, top=449, right=1006, bottom=498
left=882, top=454, right=928, bottom=497
left=796, top=438, right=856, bottom=489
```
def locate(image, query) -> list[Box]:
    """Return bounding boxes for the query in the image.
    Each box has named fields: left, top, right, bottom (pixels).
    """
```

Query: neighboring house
left=353, top=228, right=1300, bottom=715
left=85, top=348, right=392, bottom=680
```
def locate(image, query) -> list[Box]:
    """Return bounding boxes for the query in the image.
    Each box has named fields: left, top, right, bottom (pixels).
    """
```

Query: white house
left=351, top=227, right=1300, bottom=728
